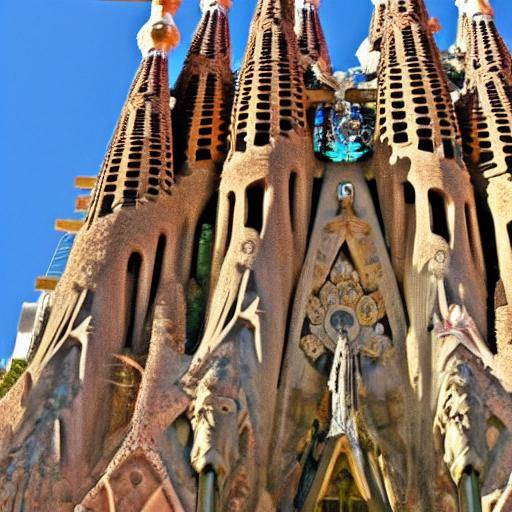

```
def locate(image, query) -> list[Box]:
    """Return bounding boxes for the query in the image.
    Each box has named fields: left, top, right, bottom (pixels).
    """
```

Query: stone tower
left=173, top=0, right=233, bottom=170
left=295, top=0, right=332, bottom=77
left=181, top=0, right=316, bottom=507
left=371, top=0, right=487, bottom=395
left=2, top=0, right=512, bottom=511
left=364, top=1, right=512, bottom=509
left=455, top=0, right=512, bottom=389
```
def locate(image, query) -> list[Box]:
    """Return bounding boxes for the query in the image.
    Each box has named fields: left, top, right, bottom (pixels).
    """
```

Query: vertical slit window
left=428, top=189, right=450, bottom=243
left=403, top=181, right=416, bottom=205
left=366, top=178, right=385, bottom=236
left=307, top=177, right=323, bottom=246
left=225, top=192, right=236, bottom=257
left=289, top=172, right=297, bottom=232
left=245, top=179, right=266, bottom=233
left=124, top=253, right=142, bottom=349
left=475, top=202, right=499, bottom=352
left=186, top=196, right=216, bottom=354
left=141, top=236, right=166, bottom=352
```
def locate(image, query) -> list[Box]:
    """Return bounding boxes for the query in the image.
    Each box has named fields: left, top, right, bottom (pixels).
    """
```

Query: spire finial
left=137, top=0, right=181, bottom=56
left=200, top=0, right=232, bottom=12
left=295, top=0, right=320, bottom=7
left=455, top=0, right=494, bottom=17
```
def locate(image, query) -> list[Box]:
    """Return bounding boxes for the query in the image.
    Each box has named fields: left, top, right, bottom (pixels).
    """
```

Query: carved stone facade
left=1, top=0, right=512, bottom=511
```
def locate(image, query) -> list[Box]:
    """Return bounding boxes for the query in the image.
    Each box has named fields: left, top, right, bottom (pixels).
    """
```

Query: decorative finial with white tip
left=137, top=0, right=181, bottom=57
left=455, top=0, right=494, bottom=18
left=200, top=0, right=232, bottom=13
left=295, top=0, right=320, bottom=8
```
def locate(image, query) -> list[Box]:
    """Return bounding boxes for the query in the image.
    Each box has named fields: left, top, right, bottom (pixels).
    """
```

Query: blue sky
left=0, top=0, right=510, bottom=359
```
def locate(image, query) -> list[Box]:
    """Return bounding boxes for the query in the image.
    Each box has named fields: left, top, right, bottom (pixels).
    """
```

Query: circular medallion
left=242, top=240, right=256, bottom=255
left=306, top=295, right=325, bottom=325
left=320, top=281, right=338, bottom=308
left=299, top=334, right=326, bottom=361
left=370, top=291, right=386, bottom=320
left=356, top=295, right=379, bottom=326
left=435, top=250, right=446, bottom=263
left=337, top=279, right=364, bottom=308
left=324, top=305, right=360, bottom=342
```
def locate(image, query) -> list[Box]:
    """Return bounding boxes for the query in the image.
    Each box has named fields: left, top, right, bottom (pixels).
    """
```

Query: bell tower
left=455, top=0, right=512, bottom=387
left=182, top=0, right=316, bottom=507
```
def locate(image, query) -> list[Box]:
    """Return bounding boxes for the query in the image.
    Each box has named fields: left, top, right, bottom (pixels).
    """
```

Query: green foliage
left=186, top=224, right=214, bottom=350
left=196, top=224, right=213, bottom=288
left=0, top=359, right=28, bottom=399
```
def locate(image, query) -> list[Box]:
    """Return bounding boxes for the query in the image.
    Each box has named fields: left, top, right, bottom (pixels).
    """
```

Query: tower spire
left=230, top=0, right=306, bottom=153
left=370, top=1, right=488, bottom=503
left=357, top=0, right=387, bottom=75
left=455, top=0, right=512, bottom=387
left=181, top=0, right=315, bottom=507
left=380, top=0, right=460, bottom=154
left=369, top=0, right=387, bottom=48
left=295, top=0, right=331, bottom=75
left=456, top=0, right=511, bottom=83
left=294, top=0, right=339, bottom=91
left=173, top=0, right=233, bottom=168
left=86, top=0, right=180, bottom=225
left=373, top=0, right=479, bottom=282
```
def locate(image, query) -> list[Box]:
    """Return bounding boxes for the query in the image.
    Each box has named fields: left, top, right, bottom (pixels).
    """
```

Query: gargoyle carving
left=432, top=302, right=512, bottom=509
left=434, top=358, right=486, bottom=485
left=185, top=230, right=261, bottom=508
left=183, top=339, right=255, bottom=511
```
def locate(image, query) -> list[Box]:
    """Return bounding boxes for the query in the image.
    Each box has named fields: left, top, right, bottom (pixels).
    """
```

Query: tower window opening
left=235, top=132, right=247, bottom=152
left=428, top=189, right=450, bottom=243
left=124, top=253, right=142, bottom=349
left=245, top=180, right=266, bottom=233
left=403, top=181, right=416, bottom=205
left=224, top=191, right=236, bottom=257
left=289, top=172, right=297, bottom=231
left=141, top=235, right=166, bottom=353
left=254, top=132, right=270, bottom=146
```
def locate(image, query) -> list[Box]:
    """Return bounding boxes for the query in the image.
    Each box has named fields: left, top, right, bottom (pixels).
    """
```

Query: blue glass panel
left=313, top=104, right=374, bottom=163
